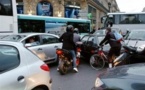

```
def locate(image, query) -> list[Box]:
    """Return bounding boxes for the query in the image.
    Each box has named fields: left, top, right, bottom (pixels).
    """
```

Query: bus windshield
left=101, top=12, right=145, bottom=34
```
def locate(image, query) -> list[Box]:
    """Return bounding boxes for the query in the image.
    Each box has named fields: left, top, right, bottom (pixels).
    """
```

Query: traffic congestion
left=1, top=0, right=145, bottom=90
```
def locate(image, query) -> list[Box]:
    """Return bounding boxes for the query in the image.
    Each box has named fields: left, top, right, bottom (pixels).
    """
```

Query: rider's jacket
left=100, top=31, right=121, bottom=48
left=59, top=32, right=76, bottom=50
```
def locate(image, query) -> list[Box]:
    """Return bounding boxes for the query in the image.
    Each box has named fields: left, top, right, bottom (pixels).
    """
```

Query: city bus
left=101, top=12, right=145, bottom=34
left=18, top=14, right=91, bottom=36
left=0, top=0, right=91, bottom=36
left=0, top=0, right=18, bottom=34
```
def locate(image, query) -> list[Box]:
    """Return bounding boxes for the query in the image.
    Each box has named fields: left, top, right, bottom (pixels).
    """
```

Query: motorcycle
left=56, top=43, right=82, bottom=75
left=113, top=40, right=145, bottom=67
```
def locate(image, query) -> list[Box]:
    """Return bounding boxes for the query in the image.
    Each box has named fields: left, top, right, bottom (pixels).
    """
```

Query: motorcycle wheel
left=58, top=61, right=68, bottom=75
left=90, top=54, right=105, bottom=70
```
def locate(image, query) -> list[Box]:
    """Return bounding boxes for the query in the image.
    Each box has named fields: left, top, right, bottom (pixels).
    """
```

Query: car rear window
left=0, top=45, right=20, bottom=74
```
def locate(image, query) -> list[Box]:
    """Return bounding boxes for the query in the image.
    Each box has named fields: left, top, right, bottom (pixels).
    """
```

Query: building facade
left=16, top=0, right=119, bottom=29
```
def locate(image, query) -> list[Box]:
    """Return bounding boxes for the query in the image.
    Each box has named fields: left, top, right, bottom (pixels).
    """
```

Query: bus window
left=67, top=22, right=90, bottom=34
left=0, top=0, right=13, bottom=16
left=138, top=14, right=145, bottom=24
left=18, top=19, right=45, bottom=33
left=114, top=15, right=120, bottom=24
left=120, top=14, right=140, bottom=24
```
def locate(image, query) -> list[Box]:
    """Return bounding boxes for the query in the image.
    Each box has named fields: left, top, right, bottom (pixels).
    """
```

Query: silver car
left=124, top=29, right=145, bottom=47
left=0, top=33, right=62, bottom=63
left=0, top=41, right=52, bottom=90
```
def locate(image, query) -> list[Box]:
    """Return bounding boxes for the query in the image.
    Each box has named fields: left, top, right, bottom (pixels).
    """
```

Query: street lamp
left=108, top=2, right=111, bottom=12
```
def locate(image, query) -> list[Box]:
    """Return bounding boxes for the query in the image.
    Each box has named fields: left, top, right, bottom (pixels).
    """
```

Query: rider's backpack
left=111, top=31, right=123, bottom=42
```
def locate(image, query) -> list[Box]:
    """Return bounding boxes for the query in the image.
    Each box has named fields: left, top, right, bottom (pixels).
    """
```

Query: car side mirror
left=25, top=43, right=32, bottom=48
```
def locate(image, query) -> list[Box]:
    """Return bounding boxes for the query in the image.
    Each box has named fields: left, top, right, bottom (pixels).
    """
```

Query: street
left=49, top=60, right=99, bottom=90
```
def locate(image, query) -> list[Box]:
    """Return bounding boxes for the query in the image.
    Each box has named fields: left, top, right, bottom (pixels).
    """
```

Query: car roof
left=129, top=29, right=145, bottom=31
left=0, top=41, right=23, bottom=46
left=15, top=33, right=59, bottom=37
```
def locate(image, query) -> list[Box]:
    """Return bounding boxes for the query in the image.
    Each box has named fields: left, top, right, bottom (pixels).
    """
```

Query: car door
left=23, top=35, right=48, bottom=61
left=40, top=35, right=62, bottom=61
left=97, top=35, right=110, bottom=52
left=0, top=45, right=28, bottom=90
left=81, top=35, right=96, bottom=58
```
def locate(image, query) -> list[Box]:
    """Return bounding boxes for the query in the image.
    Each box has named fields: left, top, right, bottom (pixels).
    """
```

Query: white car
left=0, top=33, right=62, bottom=63
left=0, top=41, right=52, bottom=90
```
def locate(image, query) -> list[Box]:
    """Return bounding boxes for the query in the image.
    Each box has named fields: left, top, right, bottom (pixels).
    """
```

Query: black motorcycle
left=56, top=44, right=81, bottom=75
left=114, top=45, right=145, bottom=66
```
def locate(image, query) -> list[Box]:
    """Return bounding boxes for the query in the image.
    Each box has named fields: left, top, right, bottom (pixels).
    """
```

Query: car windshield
left=97, top=36, right=105, bottom=43
left=81, top=35, right=89, bottom=42
left=0, top=35, right=26, bottom=41
left=94, top=30, right=105, bottom=35
left=125, top=30, right=145, bottom=40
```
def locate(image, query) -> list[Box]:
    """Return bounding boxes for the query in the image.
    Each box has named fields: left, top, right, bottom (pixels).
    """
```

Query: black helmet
left=66, top=25, right=73, bottom=32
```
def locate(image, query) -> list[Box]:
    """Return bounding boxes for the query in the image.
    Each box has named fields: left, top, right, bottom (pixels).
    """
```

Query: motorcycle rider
left=99, top=27, right=122, bottom=68
left=58, top=25, right=78, bottom=72
left=73, top=28, right=81, bottom=45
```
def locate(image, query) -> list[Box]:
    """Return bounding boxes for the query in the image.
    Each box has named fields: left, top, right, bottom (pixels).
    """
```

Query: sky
left=116, top=0, right=145, bottom=12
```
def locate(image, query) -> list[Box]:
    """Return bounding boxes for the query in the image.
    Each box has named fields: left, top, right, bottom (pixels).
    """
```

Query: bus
left=17, top=14, right=91, bottom=36
left=101, top=12, right=145, bottom=34
left=0, top=0, right=91, bottom=36
left=0, top=0, right=18, bottom=34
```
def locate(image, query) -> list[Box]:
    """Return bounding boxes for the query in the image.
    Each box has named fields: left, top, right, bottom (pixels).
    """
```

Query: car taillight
left=77, top=48, right=81, bottom=52
left=40, top=64, right=50, bottom=71
left=56, top=50, right=63, bottom=55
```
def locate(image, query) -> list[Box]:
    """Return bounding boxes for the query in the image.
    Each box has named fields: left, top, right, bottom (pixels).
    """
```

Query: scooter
left=56, top=43, right=82, bottom=75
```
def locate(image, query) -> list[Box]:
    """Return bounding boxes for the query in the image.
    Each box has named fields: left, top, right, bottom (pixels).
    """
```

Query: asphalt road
left=49, top=60, right=99, bottom=90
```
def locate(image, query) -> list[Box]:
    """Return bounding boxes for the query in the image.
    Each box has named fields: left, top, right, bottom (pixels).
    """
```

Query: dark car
left=92, top=63, right=145, bottom=90
left=81, top=34, right=110, bottom=61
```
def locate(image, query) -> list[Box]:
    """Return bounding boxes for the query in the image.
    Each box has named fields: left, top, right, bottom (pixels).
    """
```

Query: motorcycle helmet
left=66, top=25, right=74, bottom=32
left=74, top=28, right=79, bottom=33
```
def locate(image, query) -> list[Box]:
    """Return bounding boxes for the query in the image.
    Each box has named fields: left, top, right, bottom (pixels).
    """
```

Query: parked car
left=81, top=34, right=110, bottom=61
left=0, top=41, right=52, bottom=90
left=0, top=33, right=62, bottom=63
left=124, top=29, right=145, bottom=47
left=93, top=28, right=121, bottom=36
left=92, top=63, right=145, bottom=90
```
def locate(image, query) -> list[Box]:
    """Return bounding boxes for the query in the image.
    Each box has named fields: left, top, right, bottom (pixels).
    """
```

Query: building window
left=36, top=0, right=53, bottom=16
left=65, top=7, right=80, bottom=18
left=0, top=0, right=13, bottom=16
left=88, top=5, right=96, bottom=24
left=64, top=1, right=80, bottom=18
